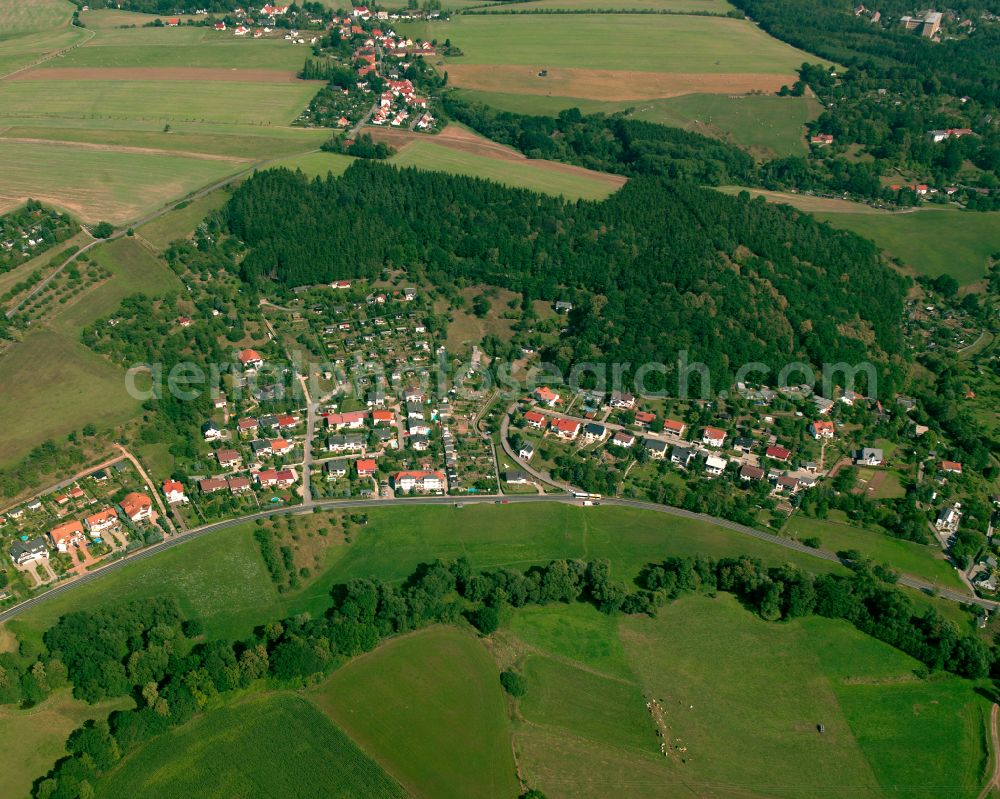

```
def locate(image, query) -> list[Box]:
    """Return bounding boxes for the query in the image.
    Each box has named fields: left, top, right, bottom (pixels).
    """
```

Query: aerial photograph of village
left=0, top=0, right=998, bottom=796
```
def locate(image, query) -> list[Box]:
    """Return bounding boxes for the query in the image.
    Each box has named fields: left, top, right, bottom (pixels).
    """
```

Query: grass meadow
left=135, top=190, right=232, bottom=250
left=311, top=626, right=519, bottom=799
left=265, top=150, right=357, bottom=179
left=632, top=92, right=821, bottom=157
left=0, top=237, right=181, bottom=466
left=390, top=140, right=622, bottom=200
left=812, top=207, right=1000, bottom=284
left=0, top=0, right=74, bottom=36
left=96, top=693, right=407, bottom=799
left=783, top=515, right=964, bottom=590
left=0, top=690, right=133, bottom=799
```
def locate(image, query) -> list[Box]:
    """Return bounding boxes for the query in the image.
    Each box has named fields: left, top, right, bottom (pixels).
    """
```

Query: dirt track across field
left=8, top=67, right=310, bottom=83
left=369, top=124, right=627, bottom=189
left=445, top=65, right=794, bottom=101
left=0, top=135, right=250, bottom=162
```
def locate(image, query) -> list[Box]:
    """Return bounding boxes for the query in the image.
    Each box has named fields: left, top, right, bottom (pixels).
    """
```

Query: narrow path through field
left=0, top=26, right=95, bottom=82
left=0, top=136, right=251, bottom=162
left=978, top=704, right=1000, bottom=799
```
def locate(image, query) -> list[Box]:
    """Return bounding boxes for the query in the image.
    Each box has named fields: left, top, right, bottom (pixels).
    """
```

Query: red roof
left=940, top=460, right=963, bottom=473
left=356, top=458, right=377, bottom=474
left=552, top=418, right=580, bottom=434
left=162, top=479, right=184, bottom=494
left=663, top=419, right=685, bottom=434
left=634, top=410, right=655, bottom=424
left=121, top=492, right=152, bottom=518
left=766, top=445, right=791, bottom=461
left=238, top=348, right=263, bottom=365
left=703, top=427, right=726, bottom=441
left=524, top=411, right=547, bottom=426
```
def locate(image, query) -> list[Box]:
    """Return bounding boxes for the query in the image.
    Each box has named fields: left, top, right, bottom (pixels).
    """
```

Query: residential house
left=237, top=418, right=259, bottom=436
left=356, top=458, right=377, bottom=477
left=372, top=409, right=395, bottom=426
left=733, top=436, right=755, bottom=454
left=405, top=400, right=425, bottom=420
left=524, top=411, right=547, bottom=429
left=554, top=300, right=573, bottom=313
left=49, top=520, right=85, bottom=552
left=611, top=431, right=635, bottom=448
left=217, top=449, right=241, bottom=469
left=609, top=391, right=636, bottom=409
left=277, top=414, right=299, bottom=430
left=393, top=470, right=445, bottom=493
left=326, top=410, right=368, bottom=430
left=534, top=386, right=560, bottom=407
left=813, top=396, right=835, bottom=415
left=120, top=492, right=153, bottom=522
left=854, top=447, right=884, bottom=466
left=671, top=445, right=695, bottom=467
left=810, top=420, right=835, bottom=439
left=200, top=477, right=228, bottom=494
left=202, top=421, right=224, bottom=441
left=765, top=445, right=791, bottom=463
left=774, top=475, right=801, bottom=494
left=270, top=438, right=294, bottom=456
left=704, top=454, right=727, bottom=477
left=936, top=506, right=961, bottom=533
left=551, top=418, right=580, bottom=441
left=238, top=348, right=264, bottom=370
left=583, top=423, right=607, bottom=442
left=259, top=414, right=280, bottom=430
left=518, top=442, right=535, bottom=461
left=662, top=419, right=685, bottom=437
left=256, top=469, right=296, bottom=489
left=327, top=434, right=365, bottom=453
left=84, top=508, right=119, bottom=536
left=250, top=439, right=273, bottom=457
left=644, top=437, right=669, bottom=459
left=324, top=460, right=348, bottom=479
left=634, top=410, right=655, bottom=427
left=702, top=427, right=727, bottom=448
left=10, top=537, right=49, bottom=565
left=940, top=460, right=963, bottom=475
left=740, top=464, right=765, bottom=482
left=409, top=433, right=429, bottom=451
left=227, top=476, right=252, bottom=494
left=162, top=480, right=187, bottom=504
left=506, top=469, right=530, bottom=485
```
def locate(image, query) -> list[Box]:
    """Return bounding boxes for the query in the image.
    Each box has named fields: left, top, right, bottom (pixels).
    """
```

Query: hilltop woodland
left=729, top=0, right=1000, bottom=208
left=224, top=163, right=907, bottom=394
left=24, top=553, right=994, bottom=797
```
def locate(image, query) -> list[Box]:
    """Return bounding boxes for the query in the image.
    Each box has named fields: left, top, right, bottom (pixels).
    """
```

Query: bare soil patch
left=445, top=65, right=794, bottom=101
left=9, top=66, right=308, bottom=83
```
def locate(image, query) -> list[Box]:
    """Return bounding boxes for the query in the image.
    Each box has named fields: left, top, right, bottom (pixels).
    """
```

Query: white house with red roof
left=551, top=418, right=580, bottom=441
left=256, top=468, right=296, bottom=489
left=809, top=420, right=835, bottom=439
left=662, top=419, right=686, bottom=437
left=49, top=520, right=85, bottom=552
left=393, top=470, right=445, bottom=493
left=702, top=427, right=727, bottom=448
left=534, top=386, right=560, bottom=407
left=84, top=508, right=119, bottom=537
left=238, top=348, right=264, bottom=370
left=356, top=458, right=377, bottom=477
left=162, top=480, right=188, bottom=504
left=121, top=492, right=153, bottom=522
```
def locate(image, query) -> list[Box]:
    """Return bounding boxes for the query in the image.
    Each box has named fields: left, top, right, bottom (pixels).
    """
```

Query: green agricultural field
left=0, top=0, right=74, bottom=36
left=402, top=15, right=816, bottom=73
left=390, top=140, right=622, bottom=200
left=97, top=693, right=407, bottom=799
left=312, top=627, right=519, bottom=799
left=0, top=140, right=242, bottom=224
left=783, top=516, right=963, bottom=590
left=0, top=80, right=318, bottom=126
left=0, top=123, right=329, bottom=161
left=0, top=20, right=87, bottom=78
left=0, top=690, right=133, bottom=799
left=479, top=0, right=734, bottom=11
left=266, top=150, right=357, bottom=179
left=42, top=38, right=309, bottom=71
left=632, top=93, right=821, bottom=157
left=0, top=330, right=140, bottom=467
left=812, top=207, right=1000, bottom=284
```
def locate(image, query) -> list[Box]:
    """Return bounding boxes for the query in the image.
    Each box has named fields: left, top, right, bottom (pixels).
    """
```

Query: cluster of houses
left=372, top=78, right=432, bottom=129
left=8, top=492, right=153, bottom=567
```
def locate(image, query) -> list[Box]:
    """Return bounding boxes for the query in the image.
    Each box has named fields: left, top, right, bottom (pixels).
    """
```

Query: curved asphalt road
left=2, top=493, right=993, bottom=624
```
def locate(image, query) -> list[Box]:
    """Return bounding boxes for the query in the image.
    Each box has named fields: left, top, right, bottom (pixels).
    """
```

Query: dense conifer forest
left=225, top=163, right=907, bottom=390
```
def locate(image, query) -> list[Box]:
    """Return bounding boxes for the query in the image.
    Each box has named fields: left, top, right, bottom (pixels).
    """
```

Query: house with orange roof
left=356, top=458, right=377, bottom=477
left=809, top=420, right=835, bottom=439
left=534, top=386, right=560, bottom=407
left=701, top=427, right=727, bottom=448
left=120, top=492, right=153, bottom=522
left=238, top=348, right=264, bottom=370
left=84, top=508, right=119, bottom=536
left=163, top=480, right=187, bottom=504
left=551, top=418, right=580, bottom=441
left=49, top=520, right=85, bottom=552
left=392, top=470, right=445, bottom=493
